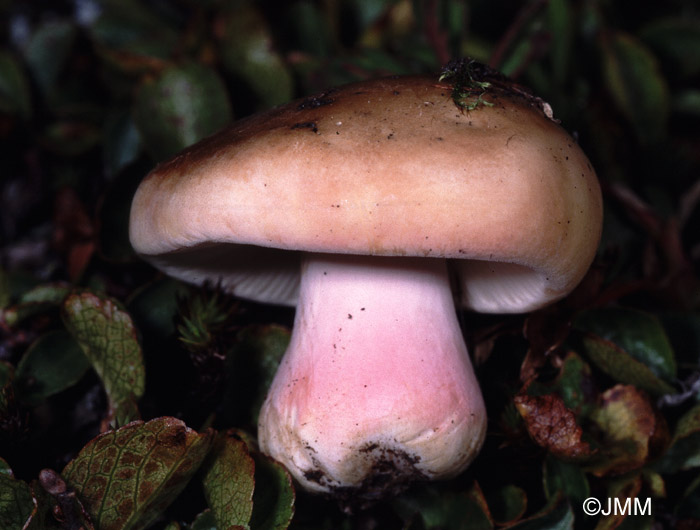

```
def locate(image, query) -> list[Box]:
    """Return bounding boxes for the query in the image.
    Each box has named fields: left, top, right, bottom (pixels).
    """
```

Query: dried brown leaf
left=514, top=393, right=593, bottom=459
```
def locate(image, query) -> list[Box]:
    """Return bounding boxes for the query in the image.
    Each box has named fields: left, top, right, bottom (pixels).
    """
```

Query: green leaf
left=133, top=63, right=232, bottom=161
left=653, top=403, right=700, bottom=473
left=223, top=325, right=290, bottom=426
left=102, top=109, right=143, bottom=178
left=575, top=308, right=676, bottom=382
left=394, top=484, right=494, bottom=530
left=595, top=474, right=646, bottom=530
left=0, top=51, right=32, bottom=120
left=202, top=432, right=255, bottom=530
left=218, top=6, right=294, bottom=109
left=672, top=89, right=700, bottom=117
left=42, top=121, right=101, bottom=157
left=543, top=454, right=590, bottom=508
left=507, top=494, right=574, bottom=530
left=0, top=458, right=12, bottom=476
left=190, top=509, right=218, bottom=530
left=127, top=278, right=190, bottom=342
left=61, top=291, right=145, bottom=424
left=249, top=452, right=295, bottom=530
left=0, top=283, right=71, bottom=327
left=88, top=0, right=179, bottom=61
left=600, top=31, right=669, bottom=144
left=526, top=351, right=596, bottom=417
left=576, top=333, right=675, bottom=395
left=487, top=484, right=527, bottom=525
left=15, top=330, right=90, bottom=404
left=547, top=0, right=573, bottom=87
left=62, top=417, right=215, bottom=530
left=22, top=19, right=76, bottom=97
left=286, top=1, right=333, bottom=57
left=641, top=18, right=700, bottom=78
left=677, top=473, right=700, bottom=519
left=0, top=473, right=34, bottom=530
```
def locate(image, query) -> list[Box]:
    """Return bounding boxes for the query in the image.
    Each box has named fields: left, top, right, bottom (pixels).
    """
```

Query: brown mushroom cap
left=129, top=74, right=602, bottom=312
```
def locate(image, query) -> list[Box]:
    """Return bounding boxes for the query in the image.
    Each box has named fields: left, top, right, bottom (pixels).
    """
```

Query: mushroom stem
left=258, top=253, right=487, bottom=498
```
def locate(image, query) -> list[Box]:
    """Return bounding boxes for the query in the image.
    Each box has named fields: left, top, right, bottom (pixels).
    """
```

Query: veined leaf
left=62, top=417, right=215, bottom=530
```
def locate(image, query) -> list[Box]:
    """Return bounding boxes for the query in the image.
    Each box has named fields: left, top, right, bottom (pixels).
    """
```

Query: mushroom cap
left=129, top=74, right=603, bottom=313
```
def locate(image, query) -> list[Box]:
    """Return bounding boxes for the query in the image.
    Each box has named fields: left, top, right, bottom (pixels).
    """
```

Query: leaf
left=641, top=18, right=700, bottom=78
left=595, top=474, right=644, bottom=530
left=487, top=484, right=527, bottom=526
left=249, top=452, right=295, bottom=530
left=506, top=494, right=574, bottom=530
left=286, top=2, right=333, bottom=58
left=677, top=473, right=700, bottom=519
left=0, top=473, right=34, bottom=530
left=574, top=307, right=677, bottom=383
left=61, top=291, right=145, bottom=425
left=543, top=454, right=590, bottom=508
left=190, top=509, right=218, bottom=530
left=62, top=417, right=215, bottom=530
left=0, top=51, right=32, bottom=120
left=672, top=89, right=700, bottom=117
left=127, top=278, right=190, bottom=342
left=202, top=432, right=255, bottom=530
left=514, top=393, right=593, bottom=459
left=88, top=0, right=179, bottom=62
left=600, top=31, right=669, bottom=144
left=133, top=63, right=232, bottom=161
left=546, top=0, right=573, bottom=87
left=393, top=483, right=494, bottom=530
left=653, top=403, right=700, bottom=473
left=0, top=361, right=17, bottom=419
left=525, top=351, right=596, bottom=417
left=641, top=469, right=665, bottom=498
left=217, top=6, right=294, bottom=109
left=222, top=324, right=290, bottom=426
left=43, top=121, right=102, bottom=157
left=33, top=468, right=94, bottom=530
left=22, top=19, right=76, bottom=97
left=0, top=283, right=71, bottom=327
left=0, top=459, right=12, bottom=476
left=15, top=330, right=90, bottom=404
left=102, top=109, right=142, bottom=178
left=588, top=385, right=657, bottom=476
left=575, top=334, right=675, bottom=396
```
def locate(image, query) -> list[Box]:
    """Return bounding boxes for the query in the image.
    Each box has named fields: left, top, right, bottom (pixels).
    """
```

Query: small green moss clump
left=439, top=58, right=497, bottom=111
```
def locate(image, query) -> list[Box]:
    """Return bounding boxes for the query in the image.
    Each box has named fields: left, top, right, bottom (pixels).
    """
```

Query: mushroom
left=129, top=65, right=603, bottom=500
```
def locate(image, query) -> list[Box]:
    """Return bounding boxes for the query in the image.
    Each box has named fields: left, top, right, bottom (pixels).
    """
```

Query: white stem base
left=258, top=254, right=486, bottom=498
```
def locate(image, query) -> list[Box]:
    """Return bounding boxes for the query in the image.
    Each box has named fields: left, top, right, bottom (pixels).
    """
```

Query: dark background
left=1, top=1, right=699, bottom=529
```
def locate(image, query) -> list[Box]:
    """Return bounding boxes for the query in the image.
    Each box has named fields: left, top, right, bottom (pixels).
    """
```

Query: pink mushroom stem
left=258, top=253, right=487, bottom=498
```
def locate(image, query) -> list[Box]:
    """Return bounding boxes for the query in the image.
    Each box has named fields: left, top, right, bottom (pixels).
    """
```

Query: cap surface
left=129, top=73, right=602, bottom=311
